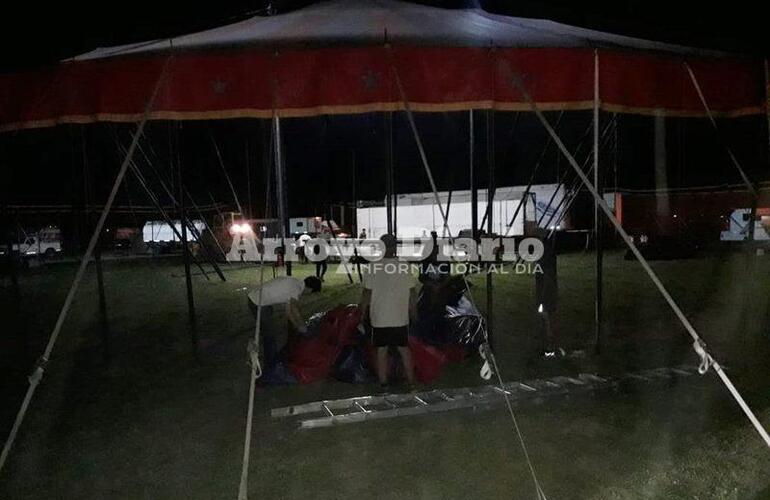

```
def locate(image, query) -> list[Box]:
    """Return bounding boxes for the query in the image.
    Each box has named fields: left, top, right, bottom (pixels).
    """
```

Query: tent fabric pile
left=261, top=283, right=486, bottom=386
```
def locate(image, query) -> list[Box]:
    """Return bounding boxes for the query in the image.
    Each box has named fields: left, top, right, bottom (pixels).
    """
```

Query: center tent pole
left=593, top=49, right=603, bottom=354
left=486, top=109, right=495, bottom=350
left=385, top=111, right=394, bottom=235
left=81, top=125, right=110, bottom=362
left=765, top=60, right=770, bottom=163
left=470, top=110, right=478, bottom=241
left=273, top=115, right=291, bottom=276
left=391, top=115, right=398, bottom=238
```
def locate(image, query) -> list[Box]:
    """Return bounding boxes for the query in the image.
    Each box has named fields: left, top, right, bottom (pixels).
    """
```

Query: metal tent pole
left=765, top=60, right=770, bottom=163
left=486, top=109, right=495, bottom=350
left=273, top=115, right=291, bottom=275
left=245, top=138, right=253, bottom=219
left=81, top=125, right=110, bottom=362
left=174, top=123, right=198, bottom=356
left=470, top=110, right=478, bottom=240
left=593, top=50, right=603, bottom=353
left=385, top=111, right=394, bottom=235
left=391, top=117, right=398, bottom=237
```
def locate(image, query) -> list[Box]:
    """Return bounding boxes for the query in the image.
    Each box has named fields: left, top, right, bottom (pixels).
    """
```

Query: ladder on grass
left=271, top=365, right=701, bottom=429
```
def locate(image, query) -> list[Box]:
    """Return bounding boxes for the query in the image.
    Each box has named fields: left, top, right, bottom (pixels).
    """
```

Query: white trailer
left=356, top=184, right=566, bottom=239
left=142, top=220, right=206, bottom=243
left=289, top=217, right=341, bottom=236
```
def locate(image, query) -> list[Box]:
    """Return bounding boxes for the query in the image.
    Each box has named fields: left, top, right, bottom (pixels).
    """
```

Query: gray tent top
left=73, top=0, right=725, bottom=61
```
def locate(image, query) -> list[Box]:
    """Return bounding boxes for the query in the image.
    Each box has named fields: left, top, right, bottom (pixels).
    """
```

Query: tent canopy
left=72, top=0, right=723, bottom=59
left=0, top=0, right=765, bottom=131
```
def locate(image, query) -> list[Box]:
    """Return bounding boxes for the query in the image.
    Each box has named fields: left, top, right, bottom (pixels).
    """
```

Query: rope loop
left=478, top=343, right=493, bottom=381
left=693, top=339, right=712, bottom=375
left=28, top=357, right=48, bottom=386
left=246, top=339, right=262, bottom=380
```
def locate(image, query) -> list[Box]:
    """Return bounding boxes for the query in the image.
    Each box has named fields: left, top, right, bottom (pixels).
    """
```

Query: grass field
left=1, top=250, right=769, bottom=499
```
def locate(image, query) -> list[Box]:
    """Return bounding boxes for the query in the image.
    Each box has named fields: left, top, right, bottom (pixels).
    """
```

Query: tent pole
left=486, top=109, right=495, bottom=350
left=81, top=125, right=110, bottom=362
left=593, top=49, right=603, bottom=354
left=391, top=116, right=398, bottom=237
left=351, top=149, right=363, bottom=282
left=175, top=123, right=199, bottom=357
left=470, top=110, right=478, bottom=241
left=385, top=111, right=393, bottom=235
left=765, top=59, right=770, bottom=163
left=245, top=138, right=253, bottom=219
left=273, top=115, right=291, bottom=275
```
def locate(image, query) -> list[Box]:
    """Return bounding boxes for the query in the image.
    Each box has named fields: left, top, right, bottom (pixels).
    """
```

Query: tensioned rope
left=684, top=63, right=757, bottom=197
left=504, top=59, right=770, bottom=450
left=0, top=55, right=174, bottom=475
left=237, top=107, right=281, bottom=500
left=503, top=115, right=616, bottom=240
left=212, top=134, right=245, bottom=216
left=389, top=49, right=549, bottom=500
left=237, top=243, right=266, bottom=500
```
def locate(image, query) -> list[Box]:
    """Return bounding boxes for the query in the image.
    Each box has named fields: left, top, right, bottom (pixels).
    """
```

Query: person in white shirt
left=359, top=234, right=418, bottom=387
left=297, top=232, right=312, bottom=263
left=248, top=275, right=322, bottom=334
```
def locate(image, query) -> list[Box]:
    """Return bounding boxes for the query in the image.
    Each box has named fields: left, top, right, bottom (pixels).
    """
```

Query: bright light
left=537, top=303, right=544, bottom=314
left=230, top=223, right=253, bottom=235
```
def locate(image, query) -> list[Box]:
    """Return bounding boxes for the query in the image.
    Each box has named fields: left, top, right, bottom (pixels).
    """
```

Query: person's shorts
left=372, top=326, right=409, bottom=347
left=248, top=299, right=274, bottom=320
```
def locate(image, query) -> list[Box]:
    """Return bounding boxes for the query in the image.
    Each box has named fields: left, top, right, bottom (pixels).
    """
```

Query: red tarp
left=0, top=47, right=764, bottom=132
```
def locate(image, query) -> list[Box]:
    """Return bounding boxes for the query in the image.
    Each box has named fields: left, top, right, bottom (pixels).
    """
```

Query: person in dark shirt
left=535, top=229, right=562, bottom=357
